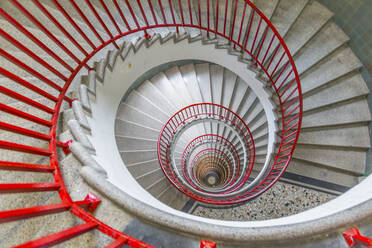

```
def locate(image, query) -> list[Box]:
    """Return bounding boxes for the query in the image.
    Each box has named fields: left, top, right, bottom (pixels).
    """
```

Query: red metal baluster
left=13, top=222, right=98, bottom=248
left=148, top=0, right=158, bottom=25
left=11, top=0, right=83, bottom=66
left=51, top=0, right=96, bottom=50
left=223, top=0, right=228, bottom=36
left=215, top=0, right=219, bottom=32
left=230, top=0, right=238, bottom=41
left=0, top=161, right=54, bottom=173
left=236, top=2, right=247, bottom=49
left=0, top=85, right=54, bottom=114
left=188, top=0, right=193, bottom=26
left=136, top=0, right=150, bottom=27
left=251, top=17, right=263, bottom=53
left=113, top=0, right=131, bottom=31
left=0, top=28, right=68, bottom=81
left=168, top=0, right=178, bottom=33
left=158, top=0, right=167, bottom=24
left=0, top=103, right=53, bottom=127
left=0, top=8, right=74, bottom=72
left=125, top=0, right=141, bottom=29
left=85, top=0, right=119, bottom=49
left=0, top=67, right=58, bottom=102
left=243, top=9, right=255, bottom=49
left=207, top=0, right=210, bottom=37
left=99, top=0, right=122, bottom=34
left=0, top=183, right=60, bottom=193
left=32, top=0, right=90, bottom=56
left=69, top=0, right=105, bottom=44
left=0, top=122, right=51, bottom=141
left=0, top=48, right=63, bottom=92
left=178, top=0, right=185, bottom=25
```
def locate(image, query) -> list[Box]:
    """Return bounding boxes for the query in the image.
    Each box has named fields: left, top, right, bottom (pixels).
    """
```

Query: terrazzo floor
left=190, top=182, right=335, bottom=221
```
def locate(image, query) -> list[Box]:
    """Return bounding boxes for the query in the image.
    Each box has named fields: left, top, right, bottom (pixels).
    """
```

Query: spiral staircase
left=0, top=0, right=371, bottom=247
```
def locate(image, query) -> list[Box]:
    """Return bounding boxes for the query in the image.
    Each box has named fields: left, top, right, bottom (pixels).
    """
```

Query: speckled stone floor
left=190, top=182, right=335, bottom=221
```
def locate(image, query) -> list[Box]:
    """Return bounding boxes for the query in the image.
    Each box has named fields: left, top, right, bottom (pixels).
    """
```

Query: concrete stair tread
left=126, top=90, right=170, bottom=123
left=115, top=119, right=160, bottom=139
left=300, top=47, right=363, bottom=95
left=165, top=66, right=194, bottom=106
left=301, top=99, right=371, bottom=128
left=127, top=159, right=160, bottom=178
left=120, top=150, right=158, bottom=165
left=195, top=63, right=212, bottom=102
left=116, top=135, right=158, bottom=151
left=287, top=159, right=359, bottom=188
left=298, top=125, right=371, bottom=149
left=293, top=145, right=366, bottom=175
left=116, top=103, right=164, bottom=130
left=137, top=80, right=177, bottom=115
left=302, top=73, right=369, bottom=112
left=269, top=0, right=308, bottom=37
left=179, top=63, right=204, bottom=103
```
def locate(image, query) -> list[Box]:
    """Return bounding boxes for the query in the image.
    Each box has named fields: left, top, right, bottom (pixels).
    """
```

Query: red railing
left=181, top=135, right=241, bottom=193
left=157, top=103, right=256, bottom=204
left=0, top=0, right=302, bottom=245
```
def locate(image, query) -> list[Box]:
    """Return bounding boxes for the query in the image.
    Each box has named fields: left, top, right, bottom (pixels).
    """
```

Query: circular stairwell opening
left=110, top=59, right=334, bottom=220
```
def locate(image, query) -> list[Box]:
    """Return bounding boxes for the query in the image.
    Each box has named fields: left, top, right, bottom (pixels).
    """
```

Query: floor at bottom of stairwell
left=190, top=182, right=335, bottom=221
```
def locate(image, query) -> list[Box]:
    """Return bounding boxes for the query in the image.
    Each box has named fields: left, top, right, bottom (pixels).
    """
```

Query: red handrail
left=0, top=0, right=302, bottom=245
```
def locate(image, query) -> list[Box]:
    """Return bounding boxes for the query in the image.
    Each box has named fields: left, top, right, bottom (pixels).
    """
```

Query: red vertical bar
left=11, top=0, right=82, bottom=65
left=178, top=0, right=185, bottom=25
left=148, top=0, right=158, bottom=25
left=85, top=0, right=119, bottom=48
left=0, top=121, right=51, bottom=140
left=230, top=0, right=238, bottom=41
left=0, top=183, right=60, bottom=193
left=125, top=0, right=141, bottom=29
left=255, top=26, right=269, bottom=59
left=0, top=86, right=54, bottom=114
left=136, top=0, right=150, bottom=26
left=105, top=237, right=128, bottom=248
left=261, top=33, right=275, bottom=65
left=0, top=28, right=68, bottom=81
left=188, top=0, right=193, bottom=25
left=0, top=8, right=73, bottom=72
left=0, top=67, right=58, bottom=102
left=251, top=17, right=263, bottom=53
left=33, top=0, right=89, bottom=56
left=215, top=0, right=219, bottom=32
left=0, top=161, right=54, bottom=173
left=13, top=222, right=98, bottom=248
left=158, top=0, right=167, bottom=24
left=0, top=48, right=63, bottom=92
left=223, top=0, right=229, bottom=36
left=113, top=0, right=131, bottom=30
left=99, top=0, right=122, bottom=34
left=168, top=0, right=178, bottom=33
left=207, top=0, right=210, bottom=37
left=198, top=0, right=201, bottom=28
left=69, top=0, right=105, bottom=44
left=237, top=2, right=247, bottom=48
left=51, top=0, right=96, bottom=50
left=243, top=10, right=255, bottom=49
left=0, top=103, right=52, bottom=127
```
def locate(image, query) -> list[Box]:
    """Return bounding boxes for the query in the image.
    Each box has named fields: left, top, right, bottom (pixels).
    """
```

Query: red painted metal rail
left=0, top=0, right=302, bottom=246
left=157, top=103, right=256, bottom=204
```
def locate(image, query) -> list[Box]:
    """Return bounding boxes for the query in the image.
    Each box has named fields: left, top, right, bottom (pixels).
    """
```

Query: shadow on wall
left=317, top=0, right=372, bottom=174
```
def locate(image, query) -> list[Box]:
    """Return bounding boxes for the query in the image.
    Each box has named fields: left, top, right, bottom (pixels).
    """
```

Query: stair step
left=120, top=150, right=157, bottom=165
left=116, top=103, right=164, bottom=131
left=293, top=145, right=366, bottom=175
left=301, top=99, right=371, bottom=128
left=286, top=159, right=359, bottom=189
left=300, top=47, right=363, bottom=95
left=115, top=119, right=159, bottom=140
left=116, top=136, right=157, bottom=151
left=127, top=159, right=160, bottom=178
left=299, top=125, right=370, bottom=149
